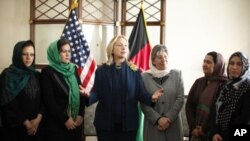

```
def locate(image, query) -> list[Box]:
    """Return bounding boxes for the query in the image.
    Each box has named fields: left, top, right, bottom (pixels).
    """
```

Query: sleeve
left=208, top=85, right=226, bottom=139
left=233, top=88, right=250, bottom=124
left=185, top=79, right=198, bottom=132
left=74, top=68, right=86, bottom=117
left=40, top=68, right=69, bottom=124
left=165, top=70, right=184, bottom=122
left=78, top=95, right=86, bottom=117
left=207, top=100, right=219, bottom=140
left=139, top=73, right=161, bottom=125
left=2, top=96, right=27, bottom=126
left=36, top=72, right=45, bottom=117
left=137, top=71, right=152, bottom=106
left=0, top=70, right=26, bottom=126
left=202, top=83, right=223, bottom=134
left=140, top=102, right=161, bottom=125
left=87, top=68, right=101, bottom=106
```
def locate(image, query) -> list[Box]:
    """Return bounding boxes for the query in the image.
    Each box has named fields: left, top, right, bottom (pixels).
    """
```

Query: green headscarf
left=1, top=40, right=36, bottom=105
left=47, top=40, right=80, bottom=119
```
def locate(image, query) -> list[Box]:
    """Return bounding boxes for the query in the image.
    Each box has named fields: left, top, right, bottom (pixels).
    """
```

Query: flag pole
left=61, top=0, right=78, bottom=35
left=139, top=2, right=151, bottom=48
left=141, top=0, right=144, bottom=5
left=70, top=0, right=78, bottom=11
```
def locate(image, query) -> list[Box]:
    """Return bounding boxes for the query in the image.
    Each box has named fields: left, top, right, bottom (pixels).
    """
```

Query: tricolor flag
left=61, top=1, right=97, bottom=95
left=128, top=5, right=152, bottom=141
left=128, top=6, right=151, bottom=71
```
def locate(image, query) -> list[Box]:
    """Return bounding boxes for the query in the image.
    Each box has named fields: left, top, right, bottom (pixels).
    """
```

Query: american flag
left=61, top=6, right=96, bottom=95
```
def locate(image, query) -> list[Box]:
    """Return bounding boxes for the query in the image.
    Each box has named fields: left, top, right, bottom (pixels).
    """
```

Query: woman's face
left=22, top=46, right=35, bottom=67
left=59, top=44, right=71, bottom=64
left=152, top=51, right=168, bottom=70
left=112, top=37, right=128, bottom=61
left=202, top=55, right=215, bottom=76
left=228, top=56, right=243, bottom=78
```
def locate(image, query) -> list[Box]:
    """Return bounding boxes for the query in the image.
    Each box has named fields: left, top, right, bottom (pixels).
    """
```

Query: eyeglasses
left=22, top=53, right=35, bottom=57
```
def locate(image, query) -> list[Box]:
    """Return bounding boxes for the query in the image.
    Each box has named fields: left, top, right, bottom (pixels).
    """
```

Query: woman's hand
left=157, top=117, right=171, bottom=131
left=30, top=114, right=42, bottom=131
left=74, top=115, right=83, bottom=127
left=192, top=126, right=204, bottom=138
left=192, top=128, right=200, bottom=137
left=152, top=89, right=164, bottom=102
left=212, top=134, right=223, bottom=141
left=28, top=113, right=42, bottom=135
left=79, top=85, right=89, bottom=97
left=65, top=117, right=76, bottom=130
left=23, top=119, right=36, bottom=136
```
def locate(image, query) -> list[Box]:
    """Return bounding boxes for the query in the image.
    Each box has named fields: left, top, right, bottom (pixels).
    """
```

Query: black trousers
left=96, top=124, right=137, bottom=141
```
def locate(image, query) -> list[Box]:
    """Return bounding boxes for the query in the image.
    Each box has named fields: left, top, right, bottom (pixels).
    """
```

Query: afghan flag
left=129, top=6, right=151, bottom=71
left=128, top=5, right=152, bottom=141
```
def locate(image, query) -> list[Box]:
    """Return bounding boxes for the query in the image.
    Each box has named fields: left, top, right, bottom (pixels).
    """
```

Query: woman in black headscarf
left=0, top=40, right=43, bottom=141
left=211, top=51, right=250, bottom=141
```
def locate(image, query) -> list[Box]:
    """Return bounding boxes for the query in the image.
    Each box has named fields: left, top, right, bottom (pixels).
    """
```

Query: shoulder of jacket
left=142, top=72, right=151, bottom=77
left=96, top=63, right=108, bottom=70
left=1, top=67, right=10, bottom=75
left=42, top=65, right=52, bottom=71
left=41, top=66, right=58, bottom=75
left=34, top=70, right=41, bottom=76
left=169, top=69, right=182, bottom=75
left=0, top=68, right=10, bottom=79
left=245, top=78, right=250, bottom=85
left=127, top=61, right=139, bottom=72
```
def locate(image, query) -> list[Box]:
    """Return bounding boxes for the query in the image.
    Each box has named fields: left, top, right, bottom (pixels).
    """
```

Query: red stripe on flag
left=81, top=60, right=96, bottom=88
left=77, top=67, right=83, bottom=77
left=130, top=43, right=151, bottom=71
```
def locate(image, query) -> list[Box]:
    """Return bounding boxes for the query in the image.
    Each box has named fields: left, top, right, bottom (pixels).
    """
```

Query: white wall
left=166, top=0, right=250, bottom=94
left=35, top=24, right=65, bottom=64
left=0, top=0, right=30, bottom=71
left=1, top=0, right=250, bottom=94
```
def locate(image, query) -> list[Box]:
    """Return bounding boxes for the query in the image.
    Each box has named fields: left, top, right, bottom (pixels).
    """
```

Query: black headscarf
left=0, top=40, right=36, bottom=105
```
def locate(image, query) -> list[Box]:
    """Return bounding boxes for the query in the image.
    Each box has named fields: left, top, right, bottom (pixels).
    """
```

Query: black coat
left=210, top=80, right=250, bottom=141
left=88, top=63, right=152, bottom=131
left=40, top=66, right=85, bottom=141
left=0, top=69, right=43, bottom=141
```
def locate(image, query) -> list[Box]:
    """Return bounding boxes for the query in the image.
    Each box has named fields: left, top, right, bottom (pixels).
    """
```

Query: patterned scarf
left=196, top=53, right=227, bottom=126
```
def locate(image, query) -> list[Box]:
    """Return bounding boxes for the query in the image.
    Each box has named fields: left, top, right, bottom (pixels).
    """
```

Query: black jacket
left=40, top=66, right=85, bottom=141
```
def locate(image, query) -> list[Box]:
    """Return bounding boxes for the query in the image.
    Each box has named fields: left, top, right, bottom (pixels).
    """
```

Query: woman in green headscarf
left=40, top=38, right=85, bottom=141
left=0, top=40, right=43, bottom=141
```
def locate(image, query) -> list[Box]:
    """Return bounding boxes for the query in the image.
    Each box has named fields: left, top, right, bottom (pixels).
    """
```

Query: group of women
left=0, top=35, right=249, bottom=141
left=0, top=39, right=86, bottom=141
left=186, top=51, right=250, bottom=141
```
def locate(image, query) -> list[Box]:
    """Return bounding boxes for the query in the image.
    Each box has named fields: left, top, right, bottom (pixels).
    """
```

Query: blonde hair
left=106, top=35, right=129, bottom=65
